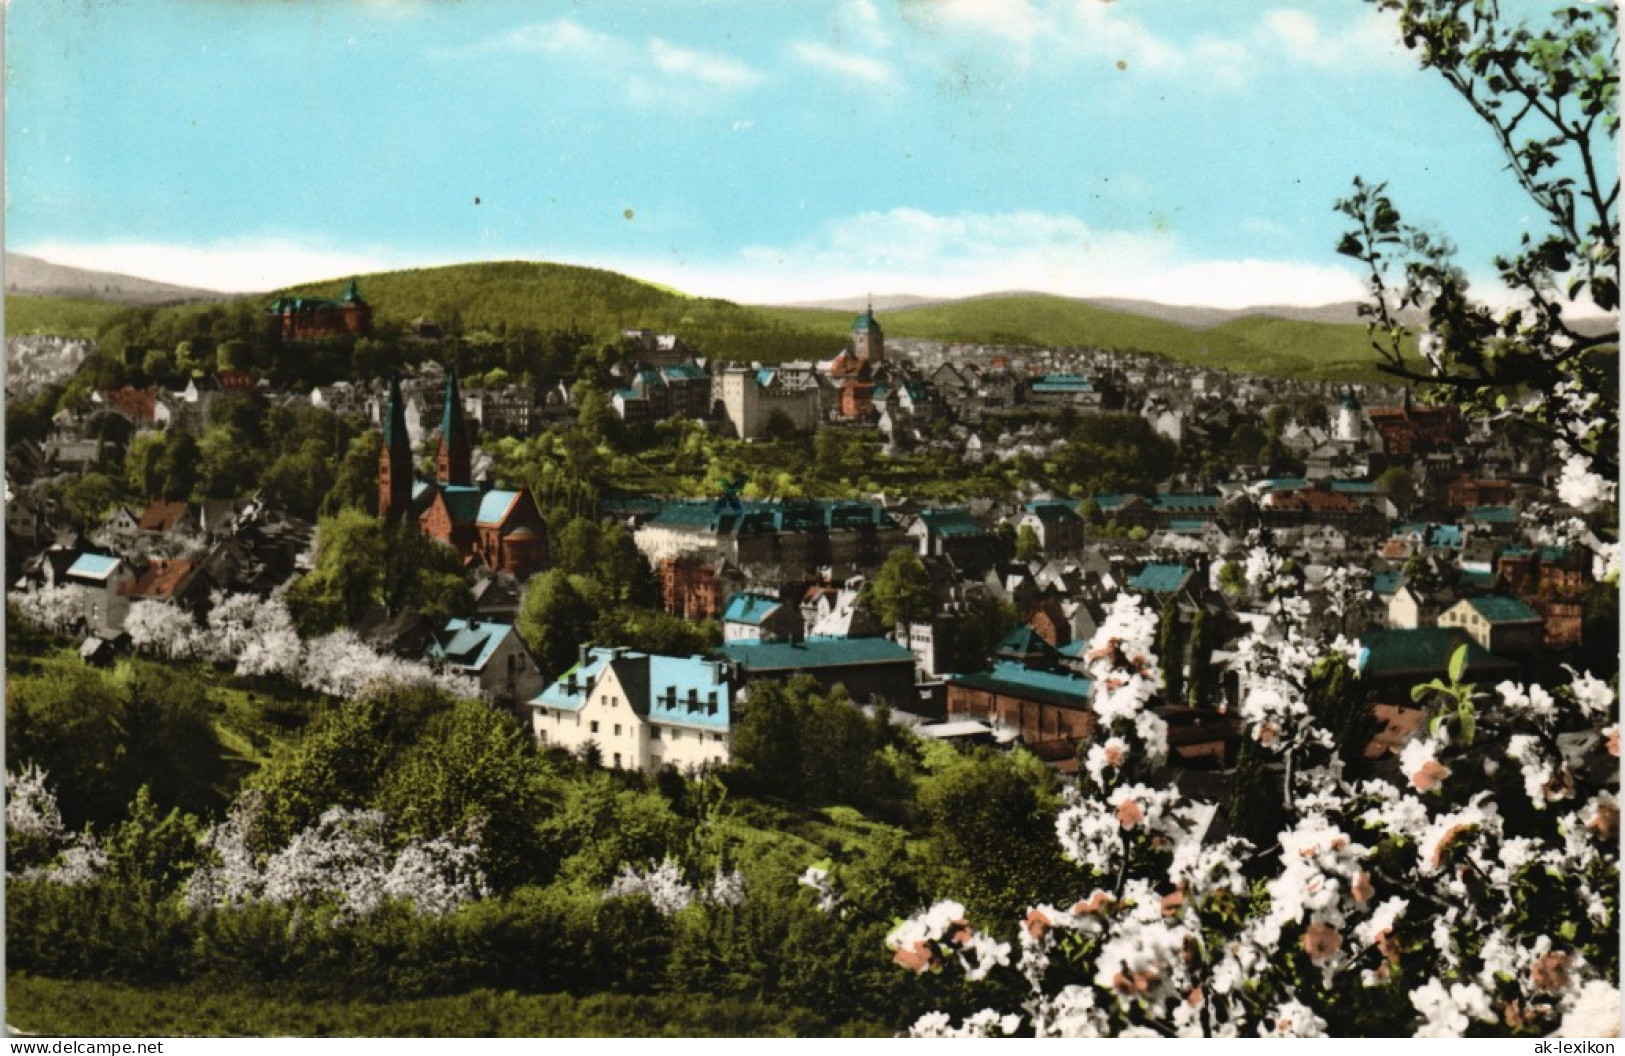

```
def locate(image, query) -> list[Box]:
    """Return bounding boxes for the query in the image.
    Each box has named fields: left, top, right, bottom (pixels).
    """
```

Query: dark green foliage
left=6, top=659, right=229, bottom=827
left=285, top=512, right=473, bottom=635
left=1158, top=597, right=1183, bottom=705
left=373, top=700, right=555, bottom=889
left=916, top=747, right=1080, bottom=925
left=6, top=975, right=876, bottom=1038
left=728, top=677, right=905, bottom=811
left=1050, top=413, right=1177, bottom=496
left=864, top=548, right=932, bottom=630
left=517, top=569, right=598, bottom=681
left=250, top=684, right=456, bottom=852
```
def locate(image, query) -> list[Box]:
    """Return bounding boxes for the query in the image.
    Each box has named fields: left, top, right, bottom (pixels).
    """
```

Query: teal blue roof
left=1268, top=477, right=1310, bottom=492
left=723, top=593, right=782, bottom=626
left=1154, top=493, right=1220, bottom=511
left=441, top=485, right=483, bottom=523
left=412, top=481, right=431, bottom=502
left=1165, top=519, right=1210, bottom=533
left=1357, top=628, right=1520, bottom=679
left=719, top=636, right=915, bottom=672
left=1057, top=640, right=1086, bottom=659
left=996, top=626, right=1057, bottom=659
left=1469, top=506, right=1518, bottom=524
left=1371, top=571, right=1403, bottom=595
left=1092, top=493, right=1141, bottom=511
left=67, top=553, right=120, bottom=580
left=660, top=363, right=708, bottom=381
left=852, top=310, right=880, bottom=331
left=1024, top=500, right=1082, bottom=521
left=1457, top=569, right=1496, bottom=589
left=476, top=489, right=523, bottom=526
left=1128, top=563, right=1193, bottom=594
left=948, top=661, right=1093, bottom=710
left=645, top=653, right=732, bottom=731
left=647, top=498, right=895, bottom=535
left=918, top=507, right=986, bottom=538
left=427, top=619, right=514, bottom=671
left=1426, top=524, right=1465, bottom=549
left=1464, top=595, right=1540, bottom=623
left=756, top=368, right=777, bottom=388
left=871, top=384, right=890, bottom=402
left=1031, top=374, right=1094, bottom=393
left=534, top=651, right=612, bottom=712
left=1330, top=480, right=1378, bottom=494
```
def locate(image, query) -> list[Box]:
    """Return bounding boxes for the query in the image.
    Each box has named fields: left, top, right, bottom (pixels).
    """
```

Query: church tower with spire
left=852, top=300, right=884, bottom=365
left=378, top=373, right=415, bottom=520
left=436, top=368, right=472, bottom=487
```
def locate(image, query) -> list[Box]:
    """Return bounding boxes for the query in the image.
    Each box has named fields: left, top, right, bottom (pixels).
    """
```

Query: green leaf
left=1447, top=644, right=1469, bottom=684
left=1457, top=700, right=1476, bottom=745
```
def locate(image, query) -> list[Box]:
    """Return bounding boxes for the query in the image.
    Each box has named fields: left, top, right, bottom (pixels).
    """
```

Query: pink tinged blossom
left=1301, top=920, right=1342, bottom=963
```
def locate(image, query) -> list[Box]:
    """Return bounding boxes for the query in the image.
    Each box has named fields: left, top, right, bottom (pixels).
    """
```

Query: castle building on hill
left=379, top=369, right=548, bottom=576
left=268, top=279, right=373, bottom=342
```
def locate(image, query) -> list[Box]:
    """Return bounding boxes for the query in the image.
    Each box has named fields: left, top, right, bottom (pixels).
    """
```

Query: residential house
left=1437, top=595, right=1544, bottom=657
left=529, top=646, right=732, bottom=772
left=945, top=661, right=1095, bottom=770
left=424, top=618, right=546, bottom=705
left=719, top=636, right=918, bottom=708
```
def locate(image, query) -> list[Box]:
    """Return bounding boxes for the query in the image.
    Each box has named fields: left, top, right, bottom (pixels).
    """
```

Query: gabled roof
left=722, top=593, right=782, bottom=626
left=476, top=490, right=523, bottom=527
left=1461, top=595, right=1541, bottom=623
left=916, top=507, right=986, bottom=538
left=531, top=647, right=731, bottom=731
left=1128, top=562, right=1193, bottom=595
left=1024, top=500, right=1082, bottom=523
left=426, top=618, right=515, bottom=671
left=138, top=499, right=192, bottom=533
left=120, top=559, right=197, bottom=599
left=439, top=485, right=483, bottom=524
left=1371, top=570, right=1403, bottom=596
left=995, top=626, right=1058, bottom=662
left=1357, top=628, right=1521, bottom=680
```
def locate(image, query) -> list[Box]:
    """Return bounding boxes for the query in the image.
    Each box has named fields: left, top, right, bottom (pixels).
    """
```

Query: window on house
left=591, top=721, right=599, bottom=734
left=613, top=752, right=622, bottom=768
left=614, top=724, right=622, bottom=736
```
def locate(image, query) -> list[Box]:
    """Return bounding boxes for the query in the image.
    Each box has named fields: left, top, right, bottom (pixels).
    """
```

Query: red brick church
left=379, top=370, right=548, bottom=576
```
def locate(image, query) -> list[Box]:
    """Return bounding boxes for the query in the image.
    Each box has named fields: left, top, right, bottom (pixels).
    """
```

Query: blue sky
left=4, top=0, right=1587, bottom=307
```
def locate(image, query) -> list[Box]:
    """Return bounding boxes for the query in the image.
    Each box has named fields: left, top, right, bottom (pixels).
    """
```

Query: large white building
left=528, top=646, right=732, bottom=772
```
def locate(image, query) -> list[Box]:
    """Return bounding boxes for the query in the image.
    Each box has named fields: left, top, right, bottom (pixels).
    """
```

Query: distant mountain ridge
left=5, top=253, right=235, bottom=306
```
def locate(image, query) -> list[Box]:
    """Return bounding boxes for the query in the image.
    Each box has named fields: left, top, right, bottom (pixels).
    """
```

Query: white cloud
left=925, top=0, right=1056, bottom=46
left=1261, top=8, right=1406, bottom=69
left=721, top=206, right=1368, bottom=308
left=790, top=41, right=894, bottom=85
left=649, top=38, right=764, bottom=90
left=445, top=18, right=764, bottom=105
left=17, top=239, right=413, bottom=293
left=914, top=1, right=1406, bottom=88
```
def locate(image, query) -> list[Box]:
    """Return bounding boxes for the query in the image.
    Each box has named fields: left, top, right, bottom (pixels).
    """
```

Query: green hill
left=9, top=260, right=1404, bottom=381
left=278, top=261, right=841, bottom=363
left=756, top=295, right=1401, bottom=382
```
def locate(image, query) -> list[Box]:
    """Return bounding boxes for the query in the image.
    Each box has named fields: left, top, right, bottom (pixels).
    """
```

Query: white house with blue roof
left=63, top=552, right=131, bottom=637
left=721, top=591, right=799, bottom=643
left=529, top=646, right=732, bottom=772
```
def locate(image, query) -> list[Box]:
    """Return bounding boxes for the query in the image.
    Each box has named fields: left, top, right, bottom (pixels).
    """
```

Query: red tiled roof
left=138, top=499, right=191, bottom=532
left=120, top=558, right=197, bottom=599
left=100, top=386, right=159, bottom=423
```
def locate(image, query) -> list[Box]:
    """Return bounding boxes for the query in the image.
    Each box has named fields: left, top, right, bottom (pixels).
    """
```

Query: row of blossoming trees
left=864, top=549, right=1618, bottom=1037
left=6, top=545, right=1617, bottom=1035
